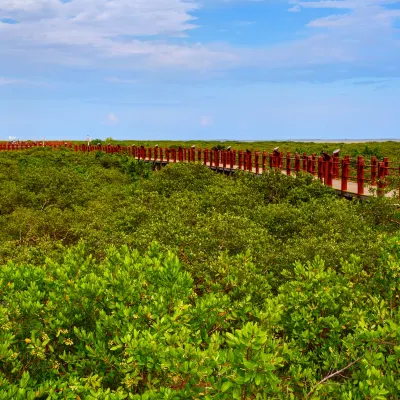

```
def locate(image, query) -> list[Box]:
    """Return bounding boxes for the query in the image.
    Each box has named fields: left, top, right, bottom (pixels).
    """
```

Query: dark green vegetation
left=0, top=148, right=399, bottom=399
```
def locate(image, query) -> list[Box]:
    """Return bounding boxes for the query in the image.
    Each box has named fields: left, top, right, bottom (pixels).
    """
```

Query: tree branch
left=306, top=355, right=363, bottom=398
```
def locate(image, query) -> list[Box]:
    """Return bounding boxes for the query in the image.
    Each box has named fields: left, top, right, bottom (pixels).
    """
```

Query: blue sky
left=1, top=0, right=399, bottom=141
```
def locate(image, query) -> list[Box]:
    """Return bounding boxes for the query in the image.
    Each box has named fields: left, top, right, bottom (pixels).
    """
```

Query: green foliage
left=0, top=239, right=399, bottom=398
left=0, top=148, right=399, bottom=398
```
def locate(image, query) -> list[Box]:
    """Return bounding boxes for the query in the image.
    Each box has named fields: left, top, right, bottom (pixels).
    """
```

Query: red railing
left=1, top=142, right=399, bottom=197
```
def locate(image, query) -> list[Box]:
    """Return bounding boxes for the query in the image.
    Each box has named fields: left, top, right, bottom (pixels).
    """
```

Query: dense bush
left=0, top=239, right=399, bottom=398
left=0, top=149, right=399, bottom=398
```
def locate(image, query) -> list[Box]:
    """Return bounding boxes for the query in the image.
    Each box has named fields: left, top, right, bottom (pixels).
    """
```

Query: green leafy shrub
left=0, top=238, right=399, bottom=398
left=0, top=149, right=399, bottom=398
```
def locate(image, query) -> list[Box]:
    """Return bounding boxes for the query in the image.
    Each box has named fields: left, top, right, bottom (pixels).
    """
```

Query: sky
left=1, top=0, right=400, bottom=141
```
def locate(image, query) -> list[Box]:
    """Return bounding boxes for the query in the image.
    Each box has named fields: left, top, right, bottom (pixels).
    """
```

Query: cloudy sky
left=1, top=0, right=399, bottom=140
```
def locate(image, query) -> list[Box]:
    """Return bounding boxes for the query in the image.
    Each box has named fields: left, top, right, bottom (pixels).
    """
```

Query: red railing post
left=341, top=157, right=349, bottom=192
left=177, top=147, right=182, bottom=162
left=173, top=148, right=177, bottom=163
left=307, top=156, right=313, bottom=175
left=318, top=156, right=324, bottom=181
left=302, top=153, right=307, bottom=172
left=357, top=156, right=365, bottom=196
left=311, top=154, right=316, bottom=175
left=328, top=159, right=333, bottom=187
left=278, top=152, right=283, bottom=170
left=204, top=149, right=208, bottom=166
left=262, top=151, right=267, bottom=173
left=166, top=148, right=170, bottom=163
left=371, top=156, right=377, bottom=186
left=255, top=151, right=259, bottom=174
left=383, top=157, right=389, bottom=179
left=214, top=149, right=219, bottom=168
left=295, top=153, right=300, bottom=173
left=223, top=150, right=227, bottom=169
left=286, top=152, right=291, bottom=176
left=377, top=162, right=385, bottom=197
left=332, top=153, right=339, bottom=178
left=247, top=151, right=252, bottom=172
left=323, top=154, right=333, bottom=187
left=198, top=148, right=201, bottom=163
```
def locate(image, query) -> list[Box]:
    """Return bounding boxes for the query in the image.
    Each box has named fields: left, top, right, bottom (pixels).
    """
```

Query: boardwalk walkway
left=138, top=157, right=397, bottom=199
left=1, top=142, right=399, bottom=199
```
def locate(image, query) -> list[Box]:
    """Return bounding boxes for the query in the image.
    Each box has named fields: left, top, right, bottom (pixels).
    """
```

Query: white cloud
left=0, top=0, right=238, bottom=70
left=288, top=5, right=301, bottom=12
left=105, top=113, right=119, bottom=126
left=293, top=0, right=400, bottom=10
left=105, top=77, right=140, bottom=85
left=200, top=115, right=213, bottom=127
left=0, top=0, right=399, bottom=80
left=0, top=76, right=43, bottom=85
left=0, top=77, right=19, bottom=85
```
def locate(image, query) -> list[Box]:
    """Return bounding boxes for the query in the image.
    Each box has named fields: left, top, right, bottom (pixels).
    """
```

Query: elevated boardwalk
left=1, top=142, right=399, bottom=199
left=146, top=158, right=397, bottom=199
